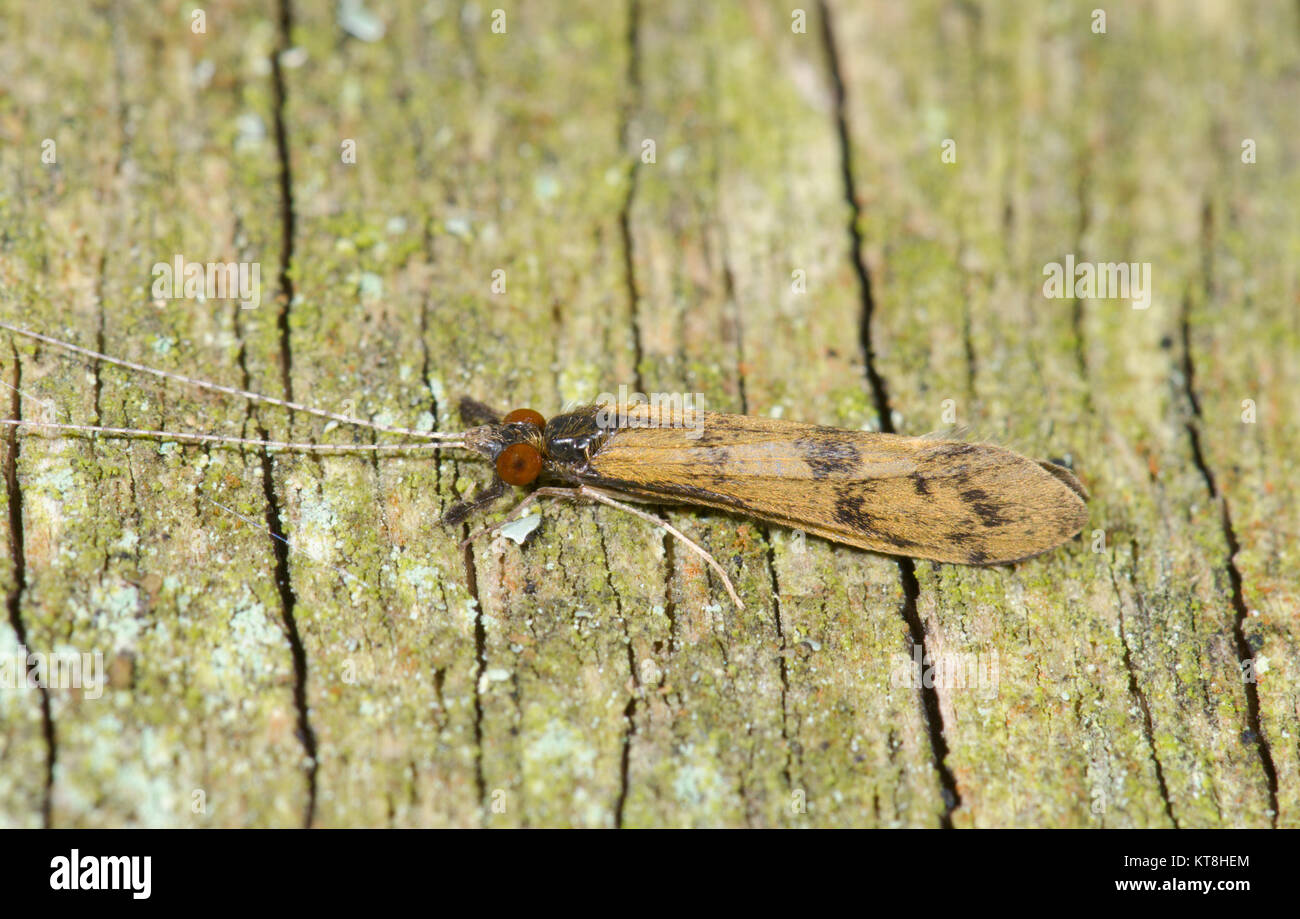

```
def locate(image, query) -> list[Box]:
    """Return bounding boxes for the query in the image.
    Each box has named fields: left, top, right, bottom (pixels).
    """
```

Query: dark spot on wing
left=935, top=442, right=979, bottom=483
left=799, top=437, right=861, bottom=479
left=833, top=486, right=921, bottom=551
left=967, top=549, right=990, bottom=564
left=705, top=447, right=731, bottom=471
left=962, top=488, right=1008, bottom=527
left=910, top=472, right=931, bottom=496
left=834, top=491, right=872, bottom=532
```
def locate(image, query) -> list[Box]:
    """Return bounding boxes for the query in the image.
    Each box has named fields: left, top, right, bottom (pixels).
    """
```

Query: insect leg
left=455, top=484, right=744, bottom=609
left=570, top=486, right=744, bottom=611
left=457, top=397, right=502, bottom=426
left=458, top=485, right=743, bottom=608
left=442, top=476, right=509, bottom=527
left=458, top=485, right=577, bottom=548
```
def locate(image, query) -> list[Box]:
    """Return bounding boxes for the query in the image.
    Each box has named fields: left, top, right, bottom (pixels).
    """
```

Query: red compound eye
left=497, top=442, right=543, bottom=486
left=503, top=408, right=546, bottom=429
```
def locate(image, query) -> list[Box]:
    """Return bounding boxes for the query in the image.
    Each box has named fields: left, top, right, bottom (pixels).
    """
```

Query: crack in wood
left=619, top=0, right=646, bottom=396
left=818, top=0, right=961, bottom=827
left=1108, top=543, right=1178, bottom=827
left=461, top=533, right=488, bottom=819
left=269, top=0, right=298, bottom=406
left=3, top=346, right=57, bottom=828
left=1178, top=199, right=1278, bottom=824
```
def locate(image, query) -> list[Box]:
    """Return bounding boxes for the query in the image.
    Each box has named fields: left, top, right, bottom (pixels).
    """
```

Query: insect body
left=452, top=401, right=1089, bottom=571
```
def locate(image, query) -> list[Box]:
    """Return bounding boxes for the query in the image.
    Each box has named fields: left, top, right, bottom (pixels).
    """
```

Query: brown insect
left=1, top=324, right=1088, bottom=611
left=446, top=399, right=1089, bottom=608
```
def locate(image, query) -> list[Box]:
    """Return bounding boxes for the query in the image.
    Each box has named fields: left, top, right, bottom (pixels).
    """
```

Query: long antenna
left=0, top=321, right=463, bottom=440
left=0, top=418, right=464, bottom=454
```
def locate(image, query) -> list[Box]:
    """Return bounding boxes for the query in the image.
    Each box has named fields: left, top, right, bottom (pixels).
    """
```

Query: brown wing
left=583, top=408, right=1088, bottom=565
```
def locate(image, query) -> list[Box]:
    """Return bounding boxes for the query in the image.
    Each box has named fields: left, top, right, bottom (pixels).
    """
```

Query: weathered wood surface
left=0, top=0, right=1295, bottom=827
